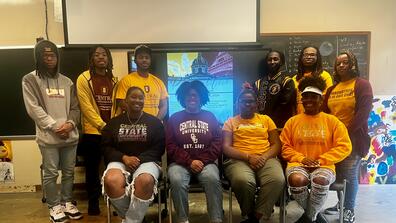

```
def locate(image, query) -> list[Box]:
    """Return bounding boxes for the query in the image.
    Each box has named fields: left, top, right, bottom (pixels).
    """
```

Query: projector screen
left=63, top=0, right=259, bottom=45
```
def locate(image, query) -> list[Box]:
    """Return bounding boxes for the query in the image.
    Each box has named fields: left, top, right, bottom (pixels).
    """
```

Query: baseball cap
left=301, top=86, right=323, bottom=95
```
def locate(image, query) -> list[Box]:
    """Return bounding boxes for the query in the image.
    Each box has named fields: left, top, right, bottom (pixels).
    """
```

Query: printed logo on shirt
left=144, top=85, right=150, bottom=93
left=329, top=88, right=354, bottom=99
left=269, top=83, right=281, bottom=95
left=179, top=120, right=208, bottom=149
left=118, top=124, right=147, bottom=142
left=46, top=88, right=65, bottom=98
left=296, top=123, right=326, bottom=146
left=236, top=123, right=264, bottom=130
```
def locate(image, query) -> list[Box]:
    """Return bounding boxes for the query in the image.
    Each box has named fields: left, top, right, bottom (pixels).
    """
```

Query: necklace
left=126, top=110, right=143, bottom=125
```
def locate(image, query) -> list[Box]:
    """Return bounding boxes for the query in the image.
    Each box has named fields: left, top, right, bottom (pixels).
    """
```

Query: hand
left=248, top=154, right=267, bottom=170
left=190, top=160, right=204, bottom=173
left=55, top=122, right=74, bottom=139
left=242, top=81, right=253, bottom=89
left=122, top=155, right=140, bottom=172
left=301, top=158, right=320, bottom=167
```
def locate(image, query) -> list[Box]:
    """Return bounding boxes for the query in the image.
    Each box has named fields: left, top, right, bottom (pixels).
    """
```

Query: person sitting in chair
left=280, top=76, right=352, bottom=223
left=102, top=87, right=165, bottom=223
left=167, top=81, right=223, bottom=223
left=223, top=89, right=285, bottom=223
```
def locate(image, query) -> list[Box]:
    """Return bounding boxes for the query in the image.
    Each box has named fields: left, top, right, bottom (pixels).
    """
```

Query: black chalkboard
left=259, top=32, right=370, bottom=79
left=0, top=47, right=90, bottom=138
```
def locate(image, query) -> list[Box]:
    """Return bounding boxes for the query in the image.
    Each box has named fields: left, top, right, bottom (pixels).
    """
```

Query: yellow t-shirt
left=115, top=72, right=168, bottom=116
left=326, top=78, right=356, bottom=128
left=293, top=70, right=333, bottom=114
left=223, top=113, right=277, bottom=155
left=280, top=112, right=352, bottom=172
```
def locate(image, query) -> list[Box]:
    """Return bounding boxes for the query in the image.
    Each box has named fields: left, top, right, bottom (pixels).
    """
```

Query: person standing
left=114, top=45, right=168, bottom=120
left=167, top=81, right=223, bottom=223
left=253, top=50, right=296, bottom=128
left=293, top=46, right=333, bottom=114
left=76, top=45, right=117, bottom=215
left=22, top=40, right=83, bottom=223
left=323, top=51, right=373, bottom=223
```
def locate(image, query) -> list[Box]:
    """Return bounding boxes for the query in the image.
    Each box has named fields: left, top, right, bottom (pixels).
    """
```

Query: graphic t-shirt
left=101, top=112, right=165, bottom=165
left=326, top=78, right=356, bottom=128
left=115, top=72, right=168, bottom=116
left=223, top=113, right=277, bottom=155
left=166, top=110, right=222, bottom=166
left=92, top=74, right=113, bottom=123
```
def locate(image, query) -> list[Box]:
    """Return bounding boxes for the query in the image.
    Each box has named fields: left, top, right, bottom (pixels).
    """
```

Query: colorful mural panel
left=360, top=96, right=396, bottom=184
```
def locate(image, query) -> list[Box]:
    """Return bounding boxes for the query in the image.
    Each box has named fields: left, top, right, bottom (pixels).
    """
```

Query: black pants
left=79, top=134, right=102, bottom=203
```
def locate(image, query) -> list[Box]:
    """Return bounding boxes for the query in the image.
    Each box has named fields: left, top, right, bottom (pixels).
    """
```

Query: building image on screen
left=167, top=52, right=233, bottom=124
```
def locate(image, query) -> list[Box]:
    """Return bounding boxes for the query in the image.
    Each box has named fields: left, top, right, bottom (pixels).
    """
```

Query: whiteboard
left=63, top=0, right=258, bottom=45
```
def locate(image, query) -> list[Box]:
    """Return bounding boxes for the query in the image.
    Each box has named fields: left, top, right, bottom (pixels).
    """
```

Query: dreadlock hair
left=333, top=51, right=360, bottom=82
left=296, top=46, right=323, bottom=81
left=88, top=45, right=114, bottom=79
left=176, top=80, right=209, bottom=108
left=34, top=40, right=59, bottom=79
left=298, top=75, right=326, bottom=93
left=126, top=86, right=145, bottom=98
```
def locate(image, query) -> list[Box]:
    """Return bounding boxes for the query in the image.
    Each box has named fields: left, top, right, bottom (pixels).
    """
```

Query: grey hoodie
left=22, top=41, right=80, bottom=146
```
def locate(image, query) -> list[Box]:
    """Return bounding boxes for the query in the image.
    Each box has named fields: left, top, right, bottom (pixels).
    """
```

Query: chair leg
left=228, top=187, right=232, bottom=223
left=158, top=189, right=162, bottom=223
left=339, top=179, right=347, bottom=223
left=168, top=188, right=173, bottom=223
left=106, top=197, right=111, bottom=223
left=279, top=186, right=287, bottom=223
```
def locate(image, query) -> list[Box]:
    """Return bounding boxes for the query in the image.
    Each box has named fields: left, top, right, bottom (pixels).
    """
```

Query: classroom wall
left=1, top=0, right=395, bottom=190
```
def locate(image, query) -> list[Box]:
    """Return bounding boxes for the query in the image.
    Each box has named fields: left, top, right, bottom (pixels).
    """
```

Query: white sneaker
left=49, top=205, right=69, bottom=223
left=62, top=202, right=83, bottom=220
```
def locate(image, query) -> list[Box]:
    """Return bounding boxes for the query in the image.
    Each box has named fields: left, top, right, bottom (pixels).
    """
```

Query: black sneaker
left=62, top=202, right=83, bottom=220
left=49, top=205, right=69, bottom=223
left=343, top=209, right=355, bottom=223
left=295, top=213, right=313, bottom=223
left=324, top=202, right=339, bottom=215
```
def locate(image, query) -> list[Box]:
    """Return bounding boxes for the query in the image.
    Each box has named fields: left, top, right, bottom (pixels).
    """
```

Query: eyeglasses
left=302, top=53, right=317, bottom=58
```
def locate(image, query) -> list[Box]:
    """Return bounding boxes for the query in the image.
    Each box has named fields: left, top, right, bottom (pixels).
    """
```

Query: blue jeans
left=39, top=144, right=77, bottom=207
left=335, top=152, right=361, bottom=210
left=168, top=163, right=223, bottom=222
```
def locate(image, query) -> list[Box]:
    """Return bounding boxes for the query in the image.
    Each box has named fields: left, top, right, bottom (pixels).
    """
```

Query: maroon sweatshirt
left=166, top=110, right=222, bottom=167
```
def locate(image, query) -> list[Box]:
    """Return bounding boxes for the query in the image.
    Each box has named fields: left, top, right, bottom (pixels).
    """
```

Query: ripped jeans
left=287, top=166, right=335, bottom=221
left=103, top=162, right=161, bottom=223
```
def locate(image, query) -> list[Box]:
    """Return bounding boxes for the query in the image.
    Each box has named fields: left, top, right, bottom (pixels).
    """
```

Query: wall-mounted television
left=128, top=47, right=270, bottom=123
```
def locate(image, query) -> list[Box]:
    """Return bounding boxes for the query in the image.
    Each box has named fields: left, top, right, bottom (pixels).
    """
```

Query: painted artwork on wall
left=360, top=95, right=396, bottom=184
left=0, top=140, right=14, bottom=183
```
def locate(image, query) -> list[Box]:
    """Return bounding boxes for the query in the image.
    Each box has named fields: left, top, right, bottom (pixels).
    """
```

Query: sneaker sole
left=324, top=210, right=339, bottom=215
left=50, top=216, right=69, bottom=223
left=64, top=213, right=83, bottom=220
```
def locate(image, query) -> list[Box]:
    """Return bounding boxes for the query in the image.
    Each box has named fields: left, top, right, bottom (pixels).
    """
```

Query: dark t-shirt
left=102, top=112, right=165, bottom=166
left=92, top=74, right=113, bottom=123
left=166, top=110, right=222, bottom=167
